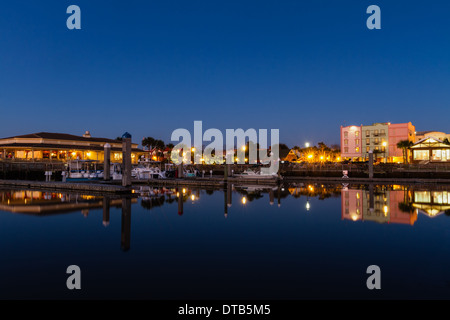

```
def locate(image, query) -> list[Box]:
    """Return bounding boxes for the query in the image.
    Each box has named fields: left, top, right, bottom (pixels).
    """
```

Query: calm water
left=1, top=183, right=450, bottom=299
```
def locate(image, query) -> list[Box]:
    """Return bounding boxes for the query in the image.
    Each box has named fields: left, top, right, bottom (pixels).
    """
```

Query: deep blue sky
left=1, top=0, right=449, bottom=147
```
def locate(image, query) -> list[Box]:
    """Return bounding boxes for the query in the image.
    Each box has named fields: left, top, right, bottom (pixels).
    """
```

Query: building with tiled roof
left=0, top=131, right=144, bottom=163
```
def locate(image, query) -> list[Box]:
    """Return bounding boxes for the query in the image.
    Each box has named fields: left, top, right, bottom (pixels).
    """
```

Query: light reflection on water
left=0, top=183, right=450, bottom=299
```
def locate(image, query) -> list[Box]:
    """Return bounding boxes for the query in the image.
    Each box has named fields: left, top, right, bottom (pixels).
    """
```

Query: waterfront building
left=361, top=123, right=390, bottom=162
left=0, top=131, right=144, bottom=164
left=340, top=122, right=415, bottom=163
left=387, top=122, right=416, bottom=163
left=410, top=137, right=450, bottom=163
left=340, top=125, right=363, bottom=161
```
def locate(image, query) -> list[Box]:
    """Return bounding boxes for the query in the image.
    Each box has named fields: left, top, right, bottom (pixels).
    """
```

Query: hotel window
left=374, top=138, right=379, bottom=144
left=344, top=147, right=348, bottom=153
left=344, top=131, right=348, bottom=138
left=374, top=130, right=379, bottom=136
left=355, top=139, right=360, bottom=145
left=355, top=147, right=360, bottom=153
left=366, top=138, right=370, bottom=145
left=344, top=139, right=348, bottom=145
left=381, top=147, right=385, bottom=152
left=355, top=131, right=359, bottom=137
left=366, top=146, right=370, bottom=152
left=375, top=147, right=379, bottom=151
left=366, top=130, right=370, bottom=137
left=381, top=129, right=385, bottom=136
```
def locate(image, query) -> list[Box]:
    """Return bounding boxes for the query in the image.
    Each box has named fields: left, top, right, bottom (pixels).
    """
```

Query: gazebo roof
left=411, top=137, right=450, bottom=149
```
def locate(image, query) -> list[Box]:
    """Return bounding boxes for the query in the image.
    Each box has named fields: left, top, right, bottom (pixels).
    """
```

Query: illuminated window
left=366, top=138, right=370, bottom=145
left=366, top=130, right=370, bottom=137
left=414, top=191, right=431, bottom=203
left=366, top=146, right=370, bottom=152
left=344, top=139, right=348, bottom=145
left=344, top=132, right=348, bottom=138
left=355, top=139, right=360, bottom=145
left=355, top=131, right=359, bottom=137
left=355, top=147, right=360, bottom=153
left=413, top=150, right=429, bottom=160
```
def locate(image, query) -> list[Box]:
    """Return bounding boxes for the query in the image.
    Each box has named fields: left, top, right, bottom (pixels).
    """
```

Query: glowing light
left=320, top=156, right=324, bottom=160
left=86, top=152, right=91, bottom=157
left=382, top=141, right=387, bottom=147
left=191, top=194, right=195, bottom=201
left=337, top=157, right=341, bottom=161
left=305, top=142, right=310, bottom=148
left=241, top=197, right=247, bottom=205
left=383, top=205, right=388, bottom=216
left=176, top=192, right=180, bottom=197
left=152, top=156, right=157, bottom=160
left=307, top=154, right=313, bottom=159
left=182, top=188, right=186, bottom=194
left=242, top=145, right=246, bottom=151
left=72, top=152, right=77, bottom=156
left=191, top=147, right=195, bottom=152
left=306, top=201, right=310, bottom=211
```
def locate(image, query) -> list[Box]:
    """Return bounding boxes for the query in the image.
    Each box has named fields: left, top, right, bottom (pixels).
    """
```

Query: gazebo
left=410, top=137, right=450, bottom=163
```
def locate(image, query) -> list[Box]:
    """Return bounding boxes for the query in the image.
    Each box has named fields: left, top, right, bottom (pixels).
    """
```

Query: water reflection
left=1, top=183, right=450, bottom=252
left=341, top=185, right=450, bottom=224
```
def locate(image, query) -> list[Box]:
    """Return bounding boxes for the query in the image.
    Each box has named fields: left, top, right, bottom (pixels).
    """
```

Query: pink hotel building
left=340, top=122, right=416, bottom=163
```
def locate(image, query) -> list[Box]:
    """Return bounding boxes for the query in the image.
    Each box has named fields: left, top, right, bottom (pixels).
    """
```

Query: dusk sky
left=1, top=0, right=449, bottom=148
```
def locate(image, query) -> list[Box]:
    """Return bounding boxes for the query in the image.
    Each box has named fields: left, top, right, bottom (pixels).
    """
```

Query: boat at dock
left=234, top=168, right=278, bottom=179
left=66, top=160, right=103, bottom=181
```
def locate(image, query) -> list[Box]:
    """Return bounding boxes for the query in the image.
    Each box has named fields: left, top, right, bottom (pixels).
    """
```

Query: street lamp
left=305, top=142, right=310, bottom=148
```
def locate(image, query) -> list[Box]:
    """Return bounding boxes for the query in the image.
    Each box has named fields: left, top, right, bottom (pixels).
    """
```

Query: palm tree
left=142, top=137, right=156, bottom=150
left=397, top=140, right=413, bottom=164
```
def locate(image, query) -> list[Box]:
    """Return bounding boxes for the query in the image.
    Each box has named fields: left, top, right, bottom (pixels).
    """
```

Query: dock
left=0, top=179, right=132, bottom=194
